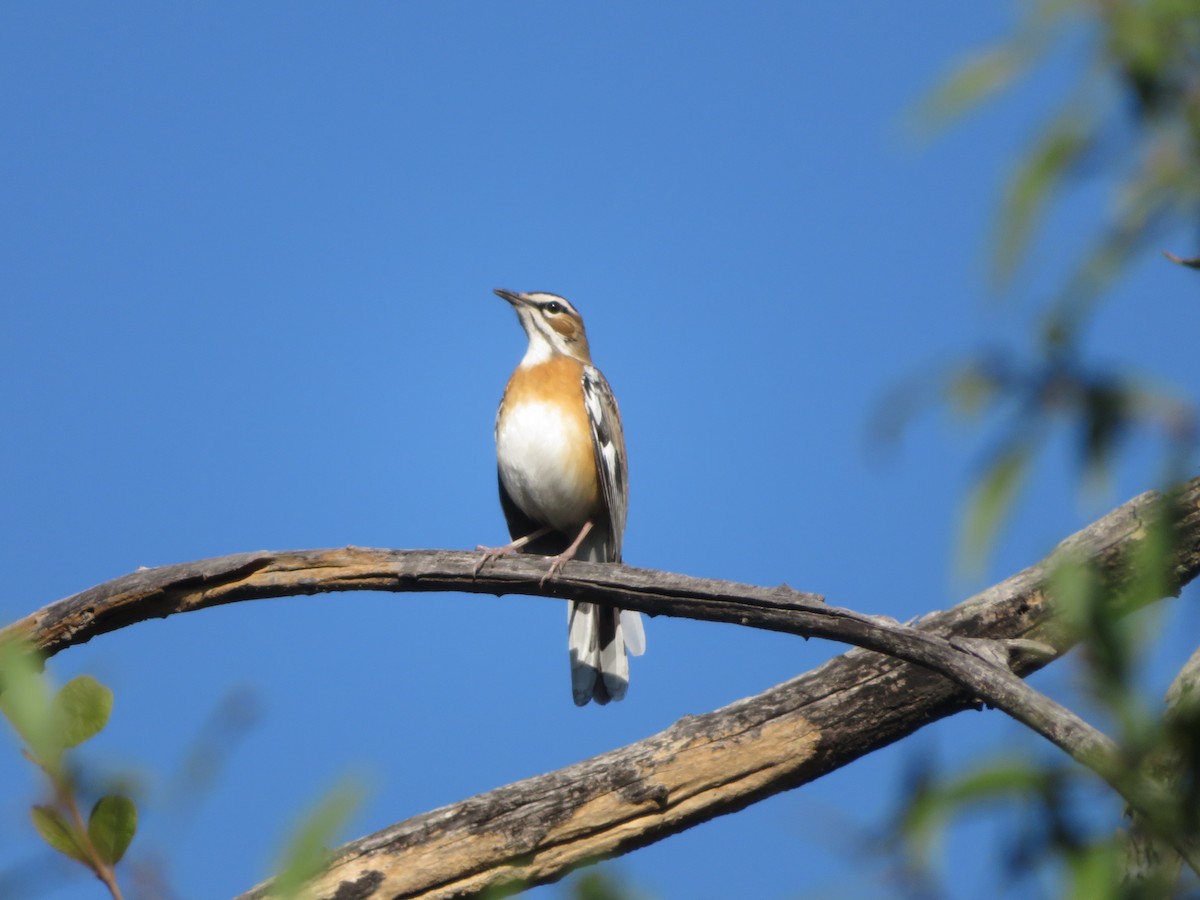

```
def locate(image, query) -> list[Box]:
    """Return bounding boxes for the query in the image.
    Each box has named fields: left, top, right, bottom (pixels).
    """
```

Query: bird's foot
left=473, top=525, right=555, bottom=577
left=539, top=552, right=573, bottom=587
left=538, top=520, right=596, bottom=587
left=473, top=543, right=517, bottom=577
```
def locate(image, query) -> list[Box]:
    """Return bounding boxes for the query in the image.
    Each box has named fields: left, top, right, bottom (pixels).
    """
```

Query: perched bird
left=481, top=288, right=645, bottom=705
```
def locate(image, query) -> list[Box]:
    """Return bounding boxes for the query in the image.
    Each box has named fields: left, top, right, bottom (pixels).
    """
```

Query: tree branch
left=4, top=478, right=1199, bottom=898
left=1123, top=643, right=1200, bottom=885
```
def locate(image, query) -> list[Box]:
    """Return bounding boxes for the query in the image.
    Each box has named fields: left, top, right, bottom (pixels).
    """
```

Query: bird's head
left=495, top=289, right=592, bottom=364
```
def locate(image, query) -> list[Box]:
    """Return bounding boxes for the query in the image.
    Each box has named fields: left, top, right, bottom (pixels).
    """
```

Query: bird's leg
left=540, top=520, right=594, bottom=586
left=473, top=525, right=554, bottom=576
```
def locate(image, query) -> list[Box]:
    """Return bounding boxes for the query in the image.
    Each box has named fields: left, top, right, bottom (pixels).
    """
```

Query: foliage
left=569, top=871, right=642, bottom=900
left=1, top=640, right=353, bottom=900
left=896, top=755, right=1128, bottom=899
left=0, top=638, right=138, bottom=900
left=897, top=495, right=1198, bottom=894
left=270, top=777, right=364, bottom=900
left=903, top=0, right=1200, bottom=567
left=891, top=1, right=1200, bottom=894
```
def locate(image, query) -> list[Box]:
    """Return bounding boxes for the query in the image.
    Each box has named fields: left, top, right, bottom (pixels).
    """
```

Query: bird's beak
left=494, top=288, right=530, bottom=308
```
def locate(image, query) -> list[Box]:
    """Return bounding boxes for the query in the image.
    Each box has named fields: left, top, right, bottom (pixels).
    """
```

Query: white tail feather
left=599, top=607, right=629, bottom=702
left=566, top=528, right=643, bottom=705
left=620, top=610, right=646, bottom=657
left=568, top=601, right=601, bottom=705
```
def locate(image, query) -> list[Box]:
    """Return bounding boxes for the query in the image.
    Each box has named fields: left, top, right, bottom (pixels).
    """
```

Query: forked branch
left=3, top=478, right=1199, bottom=897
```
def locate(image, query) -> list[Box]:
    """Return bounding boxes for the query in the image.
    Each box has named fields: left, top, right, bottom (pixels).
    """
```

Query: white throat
left=519, top=330, right=555, bottom=367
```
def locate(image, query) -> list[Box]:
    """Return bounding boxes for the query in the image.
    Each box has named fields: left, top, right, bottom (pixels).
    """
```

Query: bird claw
left=539, top=554, right=571, bottom=587
left=473, top=526, right=554, bottom=578
left=473, top=545, right=513, bottom=578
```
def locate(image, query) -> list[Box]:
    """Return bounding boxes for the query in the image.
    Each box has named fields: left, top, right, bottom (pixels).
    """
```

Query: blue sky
left=3, top=4, right=1199, bottom=898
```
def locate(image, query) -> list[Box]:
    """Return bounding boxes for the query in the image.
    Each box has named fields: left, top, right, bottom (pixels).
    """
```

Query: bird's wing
left=582, top=365, right=628, bottom=562
left=579, top=367, right=645, bottom=687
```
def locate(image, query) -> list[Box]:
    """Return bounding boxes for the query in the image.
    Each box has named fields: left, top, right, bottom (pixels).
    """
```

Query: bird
left=479, top=288, right=645, bottom=706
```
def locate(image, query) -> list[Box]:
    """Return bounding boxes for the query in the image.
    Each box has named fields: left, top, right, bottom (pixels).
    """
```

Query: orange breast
left=498, top=356, right=601, bottom=529
left=505, top=356, right=585, bottom=406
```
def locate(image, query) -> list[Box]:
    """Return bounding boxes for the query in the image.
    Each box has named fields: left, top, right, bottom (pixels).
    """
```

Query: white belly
left=497, top=400, right=594, bottom=532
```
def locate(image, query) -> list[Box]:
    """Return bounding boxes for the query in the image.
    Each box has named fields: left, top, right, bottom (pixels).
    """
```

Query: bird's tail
left=568, top=602, right=645, bottom=705
left=566, top=525, right=646, bottom=706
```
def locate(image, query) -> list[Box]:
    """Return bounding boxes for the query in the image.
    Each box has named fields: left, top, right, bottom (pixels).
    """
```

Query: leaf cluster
left=896, top=0, right=1200, bottom=569
left=0, top=638, right=137, bottom=900
left=895, top=495, right=1200, bottom=895
left=886, top=4, right=1200, bottom=891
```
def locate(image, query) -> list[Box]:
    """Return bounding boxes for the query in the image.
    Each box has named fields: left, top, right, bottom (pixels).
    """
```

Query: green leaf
left=1047, top=549, right=1146, bottom=712
left=1065, top=840, right=1120, bottom=900
left=1079, top=381, right=1127, bottom=488
left=994, top=116, right=1092, bottom=284
left=915, top=47, right=1023, bottom=130
left=272, top=777, right=365, bottom=899
left=900, top=758, right=1053, bottom=865
left=1127, top=495, right=1178, bottom=606
left=53, top=675, right=113, bottom=749
left=958, top=444, right=1031, bottom=573
left=1046, top=551, right=1100, bottom=632
left=31, top=805, right=89, bottom=864
left=573, top=871, right=634, bottom=900
left=946, top=363, right=1001, bottom=419
left=88, top=795, right=137, bottom=865
left=938, top=760, right=1050, bottom=802
left=0, top=638, right=62, bottom=768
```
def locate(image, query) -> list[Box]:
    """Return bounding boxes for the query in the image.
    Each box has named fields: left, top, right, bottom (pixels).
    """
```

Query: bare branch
left=4, top=478, right=1199, bottom=898
left=1124, top=644, right=1200, bottom=885
left=1163, top=249, right=1200, bottom=269
left=245, top=480, right=1200, bottom=899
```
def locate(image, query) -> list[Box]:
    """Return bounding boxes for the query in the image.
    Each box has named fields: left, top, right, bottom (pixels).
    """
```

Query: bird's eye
left=543, top=301, right=563, bottom=314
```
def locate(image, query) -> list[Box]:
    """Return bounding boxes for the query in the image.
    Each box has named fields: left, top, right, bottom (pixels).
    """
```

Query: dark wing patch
left=582, top=366, right=628, bottom=562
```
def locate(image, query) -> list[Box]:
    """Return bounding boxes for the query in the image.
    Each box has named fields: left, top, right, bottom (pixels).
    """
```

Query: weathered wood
left=1122, top=644, right=1200, bottom=886
left=4, top=479, right=1198, bottom=898
left=231, top=480, right=1198, bottom=898
left=3, top=547, right=828, bottom=660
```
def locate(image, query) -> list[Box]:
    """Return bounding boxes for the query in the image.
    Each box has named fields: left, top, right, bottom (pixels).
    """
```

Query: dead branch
left=4, top=478, right=1199, bottom=897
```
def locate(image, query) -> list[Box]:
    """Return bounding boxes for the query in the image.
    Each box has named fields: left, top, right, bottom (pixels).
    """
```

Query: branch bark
left=1123, top=644, right=1200, bottom=886
left=4, top=478, right=1199, bottom=898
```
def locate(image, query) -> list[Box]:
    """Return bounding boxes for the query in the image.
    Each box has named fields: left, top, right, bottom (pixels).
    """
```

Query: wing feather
left=581, top=366, right=628, bottom=562
left=581, top=365, right=643, bottom=666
